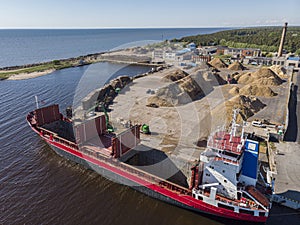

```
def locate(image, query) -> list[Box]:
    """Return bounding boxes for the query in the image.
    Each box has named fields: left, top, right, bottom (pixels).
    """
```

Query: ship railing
left=215, top=193, right=257, bottom=209
left=207, top=141, right=242, bottom=154
left=37, top=124, right=191, bottom=196
left=194, top=188, right=258, bottom=210
left=27, top=113, right=37, bottom=125
left=37, top=125, right=191, bottom=196
left=214, top=156, right=239, bottom=165
left=193, top=188, right=210, bottom=197
left=38, top=127, right=79, bottom=150
left=79, top=146, right=191, bottom=195
left=215, top=195, right=239, bottom=207
left=31, top=115, right=188, bottom=194
left=217, top=193, right=260, bottom=210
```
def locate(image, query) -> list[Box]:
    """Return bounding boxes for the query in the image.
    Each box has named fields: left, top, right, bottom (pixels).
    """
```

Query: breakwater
left=0, top=51, right=161, bottom=80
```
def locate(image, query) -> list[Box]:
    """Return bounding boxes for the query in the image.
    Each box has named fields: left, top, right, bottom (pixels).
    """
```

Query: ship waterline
left=26, top=103, right=271, bottom=223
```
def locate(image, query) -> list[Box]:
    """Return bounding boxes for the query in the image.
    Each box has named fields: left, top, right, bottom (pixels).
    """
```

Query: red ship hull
left=27, top=111, right=268, bottom=223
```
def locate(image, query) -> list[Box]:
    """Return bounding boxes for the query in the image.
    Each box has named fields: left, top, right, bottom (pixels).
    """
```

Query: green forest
left=175, top=27, right=300, bottom=55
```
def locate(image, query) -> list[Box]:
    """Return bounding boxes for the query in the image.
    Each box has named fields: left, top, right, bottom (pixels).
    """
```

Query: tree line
left=175, top=27, right=300, bottom=55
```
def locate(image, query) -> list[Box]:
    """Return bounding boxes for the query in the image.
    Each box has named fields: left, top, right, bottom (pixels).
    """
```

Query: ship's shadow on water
left=121, top=145, right=189, bottom=188
left=284, top=84, right=298, bottom=142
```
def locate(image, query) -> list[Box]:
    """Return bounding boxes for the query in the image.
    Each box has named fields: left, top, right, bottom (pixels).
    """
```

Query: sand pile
left=252, top=77, right=282, bottom=86
left=270, top=65, right=287, bottom=79
left=237, top=67, right=283, bottom=86
left=236, top=72, right=254, bottom=84
left=202, top=71, right=227, bottom=85
left=225, top=95, right=266, bottom=122
left=229, top=86, right=240, bottom=95
left=239, top=84, right=277, bottom=97
left=228, top=61, right=246, bottom=71
left=210, top=94, right=266, bottom=127
left=147, top=75, right=204, bottom=107
left=208, top=58, right=228, bottom=69
left=162, top=69, right=189, bottom=82
left=252, top=67, right=283, bottom=85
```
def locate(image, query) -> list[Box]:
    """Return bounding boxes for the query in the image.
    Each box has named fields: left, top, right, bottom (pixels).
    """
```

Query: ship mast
left=230, top=109, right=239, bottom=142
left=35, top=95, right=39, bottom=109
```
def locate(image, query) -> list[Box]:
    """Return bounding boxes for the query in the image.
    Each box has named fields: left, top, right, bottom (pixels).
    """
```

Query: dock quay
left=271, top=71, right=300, bottom=210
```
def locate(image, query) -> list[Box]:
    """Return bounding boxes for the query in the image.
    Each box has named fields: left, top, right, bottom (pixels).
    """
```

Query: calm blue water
left=0, top=28, right=226, bottom=67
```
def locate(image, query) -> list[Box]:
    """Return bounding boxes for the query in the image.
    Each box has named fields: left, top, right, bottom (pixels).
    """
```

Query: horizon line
left=0, top=24, right=298, bottom=30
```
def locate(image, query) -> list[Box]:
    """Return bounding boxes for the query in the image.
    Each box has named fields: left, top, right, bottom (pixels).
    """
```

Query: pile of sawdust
left=210, top=94, right=266, bottom=127
left=147, top=75, right=204, bottom=107
left=252, top=77, right=282, bottom=86
left=270, top=65, right=287, bottom=79
left=208, top=58, right=228, bottom=69
left=229, top=86, right=240, bottom=95
left=252, top=67, right=277, bottom=77
left=225, top=95, right=266, bottom=122
left=252, top=67, right=283, bottom=85
left=202, top=71, right=227, bottom=85
left=228, top=61, right=246, bottom=71
left=236, top=72, right=254, bottom=84
left=237, top=67, right=283, bottom=86
left=239, top=84, right=277, bottom=97
left=162, top=69, right=189, bottom=82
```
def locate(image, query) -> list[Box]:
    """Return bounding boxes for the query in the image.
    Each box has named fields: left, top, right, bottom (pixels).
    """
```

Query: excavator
left=100, top=103, right=114, bottom=133
left=141, top=124, right=150, bottom=134
left=86, top=101, right=114, bottom=133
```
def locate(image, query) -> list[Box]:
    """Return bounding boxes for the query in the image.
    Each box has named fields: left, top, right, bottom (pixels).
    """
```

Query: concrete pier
left=273, top=71, right=300, bottom=207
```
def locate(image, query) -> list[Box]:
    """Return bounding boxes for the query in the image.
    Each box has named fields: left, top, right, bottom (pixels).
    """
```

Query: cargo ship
left=27, top=104, right=272, bottom=223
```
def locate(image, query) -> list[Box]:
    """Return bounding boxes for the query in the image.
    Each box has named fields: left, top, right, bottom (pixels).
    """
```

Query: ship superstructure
left=192, top=110, right=271, bottom=218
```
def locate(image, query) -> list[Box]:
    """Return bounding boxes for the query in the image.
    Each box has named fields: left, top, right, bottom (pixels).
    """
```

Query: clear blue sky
left=0, top=0, right=299, bottom=28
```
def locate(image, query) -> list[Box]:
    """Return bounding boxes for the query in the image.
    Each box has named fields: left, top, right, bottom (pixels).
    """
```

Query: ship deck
left=81, top=135, right=114, bottom=157
left=42, top=120, right=75, bottom=142
left=207, top=131, right=243, bottom=154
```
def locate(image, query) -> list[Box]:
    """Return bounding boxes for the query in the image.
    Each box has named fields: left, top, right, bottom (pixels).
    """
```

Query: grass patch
left=0, top=61, right=73, bottom=80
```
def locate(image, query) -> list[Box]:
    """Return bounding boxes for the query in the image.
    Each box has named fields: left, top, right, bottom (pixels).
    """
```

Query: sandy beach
left=6, top=69, right=56, bottom=80
left=0, top=48, right=155, bottom=81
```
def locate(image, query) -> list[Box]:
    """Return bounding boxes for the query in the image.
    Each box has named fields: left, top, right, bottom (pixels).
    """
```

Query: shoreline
left=6, top=69, right=56, bottom=80
left=0, top=52, right=102, bottom=80
left=0, top=50, right=160, bottom=81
